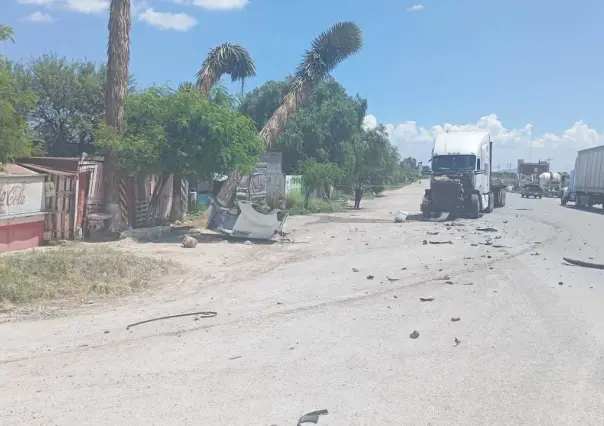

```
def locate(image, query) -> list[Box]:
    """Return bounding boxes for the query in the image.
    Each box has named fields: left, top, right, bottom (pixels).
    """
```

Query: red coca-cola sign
left=0, top=184, right=27, bottom=206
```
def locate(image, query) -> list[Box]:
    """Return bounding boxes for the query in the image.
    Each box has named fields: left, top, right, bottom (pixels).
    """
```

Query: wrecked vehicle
left=420, top=131, right=506, bottom=219
left=207, top=172, right=288, bottom=240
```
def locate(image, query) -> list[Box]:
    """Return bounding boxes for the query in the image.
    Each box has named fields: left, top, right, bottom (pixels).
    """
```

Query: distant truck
left=420, top=131, right=506, bottom=219
left=561, top=145, right=604, bottom=208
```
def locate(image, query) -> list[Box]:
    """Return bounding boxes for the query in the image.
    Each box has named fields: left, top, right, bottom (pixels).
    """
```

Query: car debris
left=297, top=409, right=329, bottom=426
left=476, top=227, right=498, bottom=232
left=394, top=211, right=408, bottom=223
left=352, top=268, right=360, bottom=272
left=562, top=257, right=604, bottom=270
left=126, top=311, right=217, bottom=330
left=429, top=240, right=453, bottom=245
left=386, top=276, right=399, bottom=282
left=366, top=275, right=374, bottom=280
left=409, top=330, right=420, bottom=339
left=451, top=317, right=460, bottom=322
left=454, top=337, right=461, bottom=347
left=420, top=297, right=434, bottom=302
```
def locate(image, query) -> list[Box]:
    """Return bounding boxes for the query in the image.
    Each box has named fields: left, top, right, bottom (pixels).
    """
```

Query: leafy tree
left=215, top=21, right=363, bottom=206
left=0, top=26, right=36, bottom=164
left=298, top=158, right=344, bottom=208
left=10, top=54, right=127, bottom=156
left=196, top=43, right=256, bottom=97
left=96, top=86, right=263, bottom=184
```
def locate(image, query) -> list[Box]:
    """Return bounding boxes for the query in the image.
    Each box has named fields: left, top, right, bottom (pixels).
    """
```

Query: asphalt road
left=2, top=183, right=604, bottom=425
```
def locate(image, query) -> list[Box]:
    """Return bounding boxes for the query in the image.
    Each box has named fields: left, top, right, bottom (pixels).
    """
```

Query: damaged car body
left=206, top=172, right=288, bottom=240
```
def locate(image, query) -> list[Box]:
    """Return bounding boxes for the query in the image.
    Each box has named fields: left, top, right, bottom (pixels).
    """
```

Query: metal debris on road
left=126, top=311, right=217, bottom=330
left=562, top=257, right=604, bottom=270
left=420, top=297, right=434, bottom=302
left=429, top=240, right=453, bottom=244
left=476, top=227, right=498, bottom=232
left=454, top=337, right=461, bottom=346
left=558, top=281, right=564, bottom=285
left=352, top=268, right=360, bottom=272
left=386, top=276, right=399, bottom=282
left=451, top=317, right=460, bottom=322
left=422, top=240, right=428, bottom=245
left=297, top=409, right=329, bottom=426
left=366, top=275, right=374, bottom=280
left=409, top=330, right=420, bottom=339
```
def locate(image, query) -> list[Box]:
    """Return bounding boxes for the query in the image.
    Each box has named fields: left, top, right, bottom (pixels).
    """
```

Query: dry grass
left=0, top=246, right=179, bottom=306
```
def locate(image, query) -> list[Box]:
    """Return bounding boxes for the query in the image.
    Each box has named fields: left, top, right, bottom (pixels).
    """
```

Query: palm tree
left=196, top=43, right=256, bottom=97
left=104, top=0, right=131, bottom=230
left=214, top=21, right=363, bottom=207
left=168, top=43, right=256, bottom=221
left=177, top=81, right=195, bottom=92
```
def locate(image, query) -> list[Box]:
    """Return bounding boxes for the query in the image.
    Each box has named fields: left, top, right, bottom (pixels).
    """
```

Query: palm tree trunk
left=215, top=171, right=242, bottom=207
left=104, top=0, right=131, bottom=232
left=170, top=174, right=184, bottom=221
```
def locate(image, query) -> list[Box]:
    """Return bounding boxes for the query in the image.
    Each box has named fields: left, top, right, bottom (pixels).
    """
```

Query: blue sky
left=2, top=0, right=603, bottom=170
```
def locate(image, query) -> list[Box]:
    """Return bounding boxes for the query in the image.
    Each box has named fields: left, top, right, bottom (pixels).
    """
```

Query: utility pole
left=529, top=124, right=534, bottom=162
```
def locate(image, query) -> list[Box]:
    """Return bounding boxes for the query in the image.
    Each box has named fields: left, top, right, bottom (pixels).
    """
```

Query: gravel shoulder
left=2, top=183, right=603, bottom=425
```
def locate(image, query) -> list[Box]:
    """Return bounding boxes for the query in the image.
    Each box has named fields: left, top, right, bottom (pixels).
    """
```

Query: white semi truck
left=420, top=131, right=506, bottom=219
left=561, top=145, right=604, bottom=208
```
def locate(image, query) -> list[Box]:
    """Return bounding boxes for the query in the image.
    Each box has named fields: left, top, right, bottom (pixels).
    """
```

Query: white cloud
left=17, top=0, right=109, bottom=13
left=171, top=0, right=248, bottom=10
left=364, top=113, right=604, bottom=171
left=23, top=10, right=54, bottom=21
left=407, top=4, right=424, bottom=12
left=138, top=8, right=198, bottom=31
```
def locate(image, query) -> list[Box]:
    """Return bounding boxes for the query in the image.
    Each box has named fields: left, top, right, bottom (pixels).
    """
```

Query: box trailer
left=561, top=145, right=604, bottom=207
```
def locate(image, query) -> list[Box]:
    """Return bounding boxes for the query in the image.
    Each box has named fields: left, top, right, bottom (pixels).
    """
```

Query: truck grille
left=431, top=181, right=462, bottom=210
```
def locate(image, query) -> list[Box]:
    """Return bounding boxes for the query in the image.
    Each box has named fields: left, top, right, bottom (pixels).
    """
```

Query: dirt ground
left=3, top=181, right=604, bottom=425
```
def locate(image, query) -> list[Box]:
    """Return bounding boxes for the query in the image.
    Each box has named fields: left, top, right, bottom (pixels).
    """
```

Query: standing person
left=354, top=184, right=363, bottom=209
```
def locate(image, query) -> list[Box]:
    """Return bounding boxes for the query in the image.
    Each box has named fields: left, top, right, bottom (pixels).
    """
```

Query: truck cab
left=421, top=131, right=504, bottom=219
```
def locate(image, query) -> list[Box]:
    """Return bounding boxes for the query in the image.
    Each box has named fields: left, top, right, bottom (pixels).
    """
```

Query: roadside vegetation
left=0, top=246, right=179, bottom=307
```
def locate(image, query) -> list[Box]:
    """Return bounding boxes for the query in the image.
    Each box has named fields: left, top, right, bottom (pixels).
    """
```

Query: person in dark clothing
left=354, top=185, right=363, bottom=209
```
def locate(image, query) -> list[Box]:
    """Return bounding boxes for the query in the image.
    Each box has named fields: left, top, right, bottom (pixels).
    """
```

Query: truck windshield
left=432, top=155, right=476, bottom=171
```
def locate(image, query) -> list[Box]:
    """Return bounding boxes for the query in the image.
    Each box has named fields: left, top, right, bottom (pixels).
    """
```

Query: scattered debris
left=386, top=276, right=399, bottom=282
left=562, top=257, right=604, bottom=270
left=366, top=275, right=374, bottom=280
left=297, top=409, right=329, bottom=426
left=420, top=297, right=434, bottom=302
left=352, top=268, right=360, bottom=272
left=126, top=311, right=217, bottom=330
left=228, top=355, right=242, bottom=360
left=476, top=227, right=498, bottom=232
left=427, top=231, right=439, bottom=235
left=445, top=281, right=454, bottom=285
left=462, top=282, right=474, bottom=286
left=394, top=211, right=408, bottom=223
left=104, top=330, right=110, bottom=334
left=454, top=337, right=461, bottom=347
left=558, top=281, right=563, bottom=286
left=181, top=235, right=198, bottom=248
left=422, top=240, right=428, bottom=245
left=451, top=317, right=460, bottom=322
left=429, top=240, right=453, bottom=245
left=409, top=330, right=420, bottom=339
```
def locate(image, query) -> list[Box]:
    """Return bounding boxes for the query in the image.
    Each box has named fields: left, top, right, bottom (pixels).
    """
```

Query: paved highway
left=2, top=183, right=603, bottom=425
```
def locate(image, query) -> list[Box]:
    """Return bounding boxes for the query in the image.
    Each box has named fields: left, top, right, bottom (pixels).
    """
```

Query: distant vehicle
left=561, top=145, right=604, bottom=208
left=420, top=131, right=506, bottom=219
left=521, top=184, right=543, bottom=198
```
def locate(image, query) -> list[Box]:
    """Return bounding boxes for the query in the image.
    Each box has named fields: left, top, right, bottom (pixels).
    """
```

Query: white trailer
left=561, top=145, right=604, bottom=207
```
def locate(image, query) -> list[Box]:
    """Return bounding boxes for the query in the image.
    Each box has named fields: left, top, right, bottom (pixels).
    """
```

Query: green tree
left=0, top=26, right=36, bottom=164
left=196, top=43, right=256, bottom=98
left=96, top=86, right=263, bottom=192
left=215, top=21, right=364, bottom=207
left=10, top=54, right=128, bottom=156
left=298, top=158, right=345, bottom=208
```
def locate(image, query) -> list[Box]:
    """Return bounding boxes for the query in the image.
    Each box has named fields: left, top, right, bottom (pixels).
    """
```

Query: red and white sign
left=0, top=179, right=44, bottom=216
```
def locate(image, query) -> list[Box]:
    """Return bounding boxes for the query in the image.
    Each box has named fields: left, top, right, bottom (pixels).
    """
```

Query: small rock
left=181, top=235, right=198, bottom=248
left=558, top=281, right=563, bottom=286
left=420, top=297, right=434, bottom=302
left=352, top=268, right=360, bottom=272
left=451, top=317, right=460, bottom=322
left=454, top=337, right=461, bottom=346
left=104, top=330, right=110, bottom=334
left=366, top=275, right=374, bottom=280
left=409, top=330, right=419, bottom=339
left=422, top=240, right=428, bottom=245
